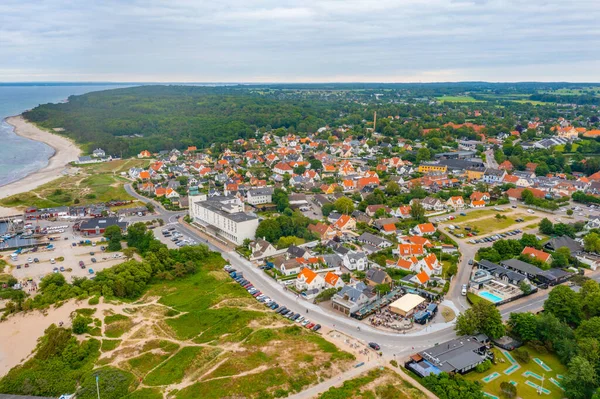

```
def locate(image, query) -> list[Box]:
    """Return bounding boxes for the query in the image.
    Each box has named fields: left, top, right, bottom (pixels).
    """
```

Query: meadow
left=0, top=159, right=148, bottom=209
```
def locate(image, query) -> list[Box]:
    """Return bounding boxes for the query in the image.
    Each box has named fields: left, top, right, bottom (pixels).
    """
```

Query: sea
left=0, top=83, right=132, bottom=188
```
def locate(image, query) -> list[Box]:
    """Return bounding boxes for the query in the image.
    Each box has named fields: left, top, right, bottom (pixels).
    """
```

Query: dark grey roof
left=366, top=268, right=389, bottom=284
left=357, top=232, right=389, bottom=247
left=500, top=258, right=543, bottom=277
left=418, top=335, right=488, bottom=373
left=484, top=168, right=505, bottom=176
left=438, top=158, right=485, bottom=171
left=79, top=217, right=127, bottom=231
left=287, top=245, right=308, bottom=258
left=248, top=187, right=274, bottom=196
left=544, top=236, right=583, bottom=253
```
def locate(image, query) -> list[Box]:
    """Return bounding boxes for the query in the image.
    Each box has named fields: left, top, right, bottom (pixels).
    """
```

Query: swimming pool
left=479, top=291, right=503, bottom=303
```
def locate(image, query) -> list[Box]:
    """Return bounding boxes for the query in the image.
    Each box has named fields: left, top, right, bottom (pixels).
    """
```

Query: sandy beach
left=0, top=115, right=81, bottom=216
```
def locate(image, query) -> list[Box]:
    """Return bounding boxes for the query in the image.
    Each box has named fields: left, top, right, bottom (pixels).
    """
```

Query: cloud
left=0, top=0, right=599, bottom=81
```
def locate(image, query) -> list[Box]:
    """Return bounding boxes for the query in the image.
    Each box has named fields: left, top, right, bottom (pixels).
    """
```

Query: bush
left=500, top=381, right=517, bottom=398
left=513, top=348, right=530, bottom=364
left=88, top=296, right=100, bottom=305
left=72, top=315, right=92, bottom=334
left=390, top=360, right=398, bottom=368
left=475, top=359, right=492, bottom=373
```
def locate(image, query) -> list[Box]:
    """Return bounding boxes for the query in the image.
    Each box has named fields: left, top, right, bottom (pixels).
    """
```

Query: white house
left=246, top=187, right=274, bottom=205
left=343, top=252, right=368, bottom=271
left=296, top=268, right=325, bottom=291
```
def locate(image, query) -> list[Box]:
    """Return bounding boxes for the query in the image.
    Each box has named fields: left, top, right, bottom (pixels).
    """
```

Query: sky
left=1, top=0, right=600, bottom=83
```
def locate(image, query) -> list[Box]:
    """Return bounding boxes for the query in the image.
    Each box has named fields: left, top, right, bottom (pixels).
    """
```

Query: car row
left=161, top=227, right=196, bottom=247
left=469, top=229, right=522, bottom=244
left=224, top=265, right=321, bottom=332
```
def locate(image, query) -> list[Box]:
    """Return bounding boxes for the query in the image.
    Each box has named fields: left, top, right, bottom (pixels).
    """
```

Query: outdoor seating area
left=368, top=307, right=414, bottom=331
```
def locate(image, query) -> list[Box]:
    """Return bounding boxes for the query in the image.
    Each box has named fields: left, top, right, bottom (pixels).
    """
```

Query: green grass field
left=451, top=209, right=509, bottom=223
left=512, top=100, right=550, bottom=106
left=465, top=347, right=567, bottom=399
left=435, top=95, right=484, bottom=103
left=455, top=214, right=537, bottom=235
left=0, top=159, right=139, bottom=209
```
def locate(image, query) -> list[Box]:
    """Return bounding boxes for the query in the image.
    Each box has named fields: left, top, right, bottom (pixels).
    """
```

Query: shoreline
left=0, top=115, right=81, bottom=207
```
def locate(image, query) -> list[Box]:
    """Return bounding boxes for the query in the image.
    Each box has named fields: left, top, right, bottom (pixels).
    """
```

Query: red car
left=306, top=323, right=315, bottom=329
left=252, top=292, right=262, bottom=297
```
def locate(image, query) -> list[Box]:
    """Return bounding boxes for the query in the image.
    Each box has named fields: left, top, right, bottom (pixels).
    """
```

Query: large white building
left=246, top=187, right=274, bottom=205
left=189, top=195, right=259, bottom=245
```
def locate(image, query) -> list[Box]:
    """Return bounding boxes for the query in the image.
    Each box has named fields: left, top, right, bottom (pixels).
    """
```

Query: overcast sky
left=1, top=0, right=599, bottom=82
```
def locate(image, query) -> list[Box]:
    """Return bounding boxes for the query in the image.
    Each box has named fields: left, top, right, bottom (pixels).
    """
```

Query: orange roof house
left=334, top=215, right=356, bottom=231
left=138, top=150, right=151, bottom=158
left=154, top=187, right=167, bottom=197
left=324, top=272, right=343, bottom=288
left=397, top=243, right=425, bottom=257
left=415, top=223, right=436, bottom=235
left=139, top=171, right=151, bottom=180
left=470, top=191, right=490, bottom=202
left=522, top=247, right=552, bottom=263
left=415, top=270, right=430, bottom=284
left=583, top=129, right=600, bottom=138
left=499, top=160, right=514, bottom=171
left=309, top=223, right=335, bottom=240
left=471, top=200, right=485, bottom=208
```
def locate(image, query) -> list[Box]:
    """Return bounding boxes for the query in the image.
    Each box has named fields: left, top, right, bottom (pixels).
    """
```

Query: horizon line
left=2, top=80, right=600, bottom=85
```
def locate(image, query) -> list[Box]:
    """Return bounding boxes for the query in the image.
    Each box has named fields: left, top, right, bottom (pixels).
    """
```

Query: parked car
left=59, top=266, right=65, bottom=272
left=296, top=316, right=305, bottom=323
left=79, top=261, right=85, bottom=268
left=91, top=258, right=97, bottom=263
left=33, top=258, right=39, bottom=263
left=53, top=267, right=59, bottom=273
left=27, top=257, right=33, bottom=263
left=89, top=268, right=94, bottom=274
left=368, top=342, right=381, bottom=350
left=306, top=323, right=315, bottom=329
left=24, top=263, right=29, bottom=268
left=312, top=324, right=321, bottom=332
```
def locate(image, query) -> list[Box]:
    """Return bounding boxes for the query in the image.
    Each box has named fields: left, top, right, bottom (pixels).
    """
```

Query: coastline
left=0, top=115, right=81, bottom=207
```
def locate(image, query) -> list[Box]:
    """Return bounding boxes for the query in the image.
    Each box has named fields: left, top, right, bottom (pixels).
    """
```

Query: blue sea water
left=0, top=84, right=130, bottom=187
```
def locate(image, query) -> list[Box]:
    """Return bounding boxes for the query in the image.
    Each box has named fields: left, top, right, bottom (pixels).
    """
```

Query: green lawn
left=465, top=347, right=567, bottom=399
left=435, top=95, right=484, bottom=103
left=0, top=158, right=140, bottom=209
left=451, top=209, right=509, bottom=223
left=512, top=100, right=550, bottom=106
left=456, top=214, right=537, bottom=235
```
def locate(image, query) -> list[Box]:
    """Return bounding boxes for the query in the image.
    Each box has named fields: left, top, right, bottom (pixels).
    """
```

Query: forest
left=22, top=83, right=600, bottom=158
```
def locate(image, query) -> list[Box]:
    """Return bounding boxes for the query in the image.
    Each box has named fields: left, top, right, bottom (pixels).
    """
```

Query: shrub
left=390, top=360, right=398, bottom=367
left=513, top=348, right=530, bottom=364
left=72, top=315, right=92, bottom=334
left=475, top=359, right=492, bottom=373
left=500, top=381, right=517, bottom=398
left=88, top=296, right=100, bottom=305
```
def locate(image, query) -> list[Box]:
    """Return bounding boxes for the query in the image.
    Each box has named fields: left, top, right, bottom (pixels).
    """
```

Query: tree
left=103, top=225, right=122, bottom=241
left=416, top=147, right=431, bottom=163
left=122, top=247, right=136, bottom=260
left=551, top=246, right=571, bottom=268
left=584, top=232, right=600, bottom=253
left=410, top=201, right=426, bottom=221
left=385, top=182, right=400, bottom=195
left=544, top=285, right=582, bottom=325
left=539, top=218, right=554, bottom=235
left=508, top=312, right=538, bottom=342
left=500, top=381, right=517, bottom=399
left=375, top=283, right=391, bottom=295
left=575, top=317, right=600, bottom=340
left=309, top=158, right=323, bottom=170
left=519, top=281, right=532, bottom=295
left=272, top=188, right=289, bottom=212
left=563, top=356, right=598, bottom=399
left=456, top=301, right=505, bottom=339
left=255, top=219, right=282, bottom=243
left=333, top=197, right=354, bottom=215
left=321, top=203, right=335, bottom=217
left=567, top=209, right=574, bottom=216
left=146, top=203, right=155, bottom=213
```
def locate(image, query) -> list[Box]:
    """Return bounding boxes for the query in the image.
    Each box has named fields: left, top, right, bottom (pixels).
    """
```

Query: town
left=2, top=87, right=600, bottom=399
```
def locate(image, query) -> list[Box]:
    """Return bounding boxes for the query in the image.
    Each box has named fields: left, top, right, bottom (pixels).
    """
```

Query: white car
left=296, top=316, right=305, bottom=323
left=461, top=284, right=468, bottom=296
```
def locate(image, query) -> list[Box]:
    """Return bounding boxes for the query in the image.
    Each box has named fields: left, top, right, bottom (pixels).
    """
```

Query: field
left=454, top=214, right=537, bottom=235
left=82, top=253, right=355, bottom=398
left=318, top=368, right=425, bottom=399
left=435, top=95, right=483, bottom=103
left=451, top=209, right=509, bottom=223
left=512, top=100, right=550, bottom=106
left=465, top=347, right=567, bottom=399
left=0, top=159, right=147, bottom=209
left=540, top=87, right=600, bottom=96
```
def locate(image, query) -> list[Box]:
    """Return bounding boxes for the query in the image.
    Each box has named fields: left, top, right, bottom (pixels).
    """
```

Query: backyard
left=465, top=346, right=567, bottom=399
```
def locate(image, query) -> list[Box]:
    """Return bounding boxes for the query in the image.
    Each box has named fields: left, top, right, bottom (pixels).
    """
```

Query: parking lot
left=4, top=228, right=124, bottom=283
left=155, top=225, right=198, bottom=249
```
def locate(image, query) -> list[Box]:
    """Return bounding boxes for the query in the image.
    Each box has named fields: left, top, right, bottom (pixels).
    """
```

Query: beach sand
left=0, top=115, right=81, bottom=216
